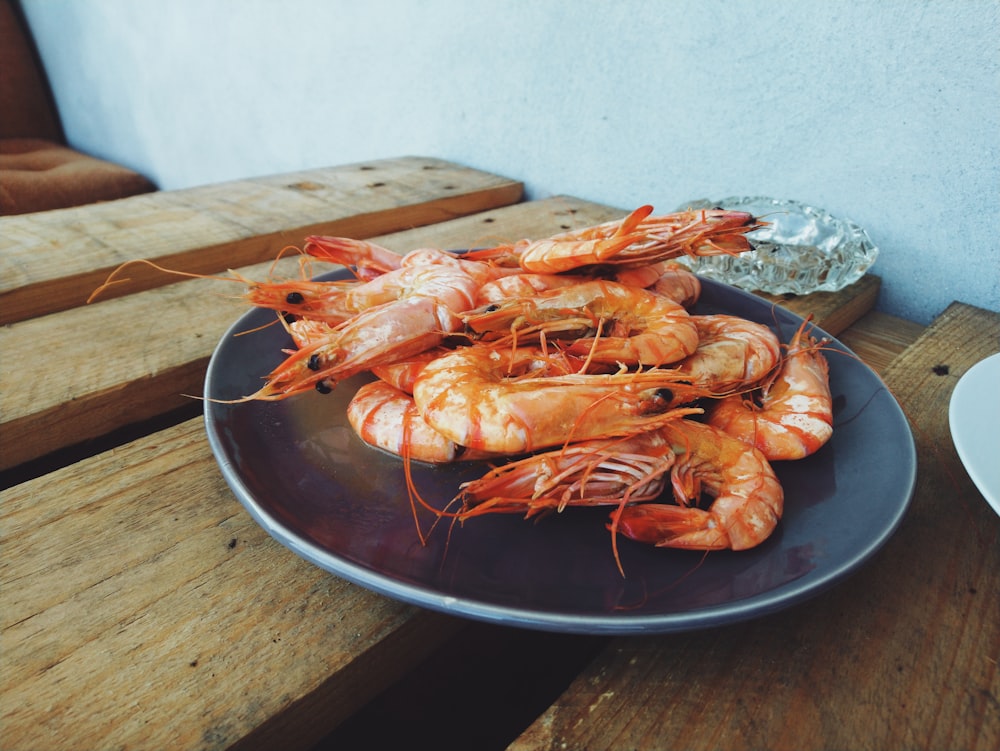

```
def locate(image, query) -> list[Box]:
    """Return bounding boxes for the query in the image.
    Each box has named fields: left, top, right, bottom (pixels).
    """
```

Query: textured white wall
left=20, top=0, right=1000, bottom=325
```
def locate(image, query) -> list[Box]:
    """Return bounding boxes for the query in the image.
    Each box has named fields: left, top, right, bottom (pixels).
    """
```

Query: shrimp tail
left=612, top=504, right=730, bottom=550
left=304, top=236, right=403, bottom=280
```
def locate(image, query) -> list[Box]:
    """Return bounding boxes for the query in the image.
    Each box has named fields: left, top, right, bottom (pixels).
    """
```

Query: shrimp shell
left=412, top=345, right=705, bottom=454
left=244, top=258, right=491, bottom=400
left=303, top=236, right=403, bottom=280
left=671, top=315, right=783, bottom=394
left=517, top=206, right=763, bottom=273
left=707, top=319, right=833, bottom=460
left=462, top=280, right=699, bottom=367
left=347, top=380, right=493, bottom=463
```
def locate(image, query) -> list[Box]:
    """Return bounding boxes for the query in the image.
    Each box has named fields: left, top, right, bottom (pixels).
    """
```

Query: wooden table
left=2, top=158, right=997, bottom=751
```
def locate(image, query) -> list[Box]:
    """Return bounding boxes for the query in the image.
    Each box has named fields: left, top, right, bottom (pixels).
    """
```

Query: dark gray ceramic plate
left=204, top=272, right=916, bottom=634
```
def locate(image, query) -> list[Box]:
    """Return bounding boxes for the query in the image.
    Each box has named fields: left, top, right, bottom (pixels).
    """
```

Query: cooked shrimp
left=648, top=262, right=702, bottom=308
left=254, top=248, right=506, bottom=325
left=474, top=263, right=682, bottom=305
left=85, top=249, right=445, bottom=327
left=265, top=247, right=503, bottom=324
left=516, top=206, right=763, bottom=273
left=370, top=349, right=447, bottom=394
left=613, top=419, right=784, bottom=551
left=321, top=249, right=470, bottom=308
left=241, top=260, right=489, bottom=400
left=475, top=273, right=581, bottom=304
left=461, top=280, right=699, bottom=367
left=458, top=430, right=679, bottom=517
left=347, top=380, right=493, bottom=463
left=244, top=277, right=367, bottom=325
left=671, top=315, right=782, bottom=394
left=459, top=206, right=653, bottom=270
left=707, top=318, right=833, bottom=460
left=457, top=418, right=782, bottom=571
left=303, top=235, right=403, bottom=280
left=461, top=205, right=761, bottom=274
left=411, top=345, right=705, bottom=454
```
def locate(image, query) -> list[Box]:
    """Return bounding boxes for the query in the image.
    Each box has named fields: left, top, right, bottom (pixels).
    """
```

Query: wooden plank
left=0, top=156, right=523, bottom=324
left=756, top=273, right=881, bottom=337
left=371, top=193, right=625, bottom=252
left=0, top=416, right=466, bottom=751
left=0, top=197, right=621, bottom=474
left=837, top=310, right=926, bottom=374
left=509, top=303, right=1000, bottom=751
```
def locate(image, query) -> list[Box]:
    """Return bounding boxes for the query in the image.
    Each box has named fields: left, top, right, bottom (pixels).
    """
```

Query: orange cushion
left=0, top=138, right=156, bottom=214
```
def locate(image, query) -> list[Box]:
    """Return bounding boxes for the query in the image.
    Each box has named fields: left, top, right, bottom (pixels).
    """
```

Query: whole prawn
left=86, top=256, right=368, bottom=326
left=458, top=419, right=783, bottom=573
left=411, top=345, right=705, bottom=454
left=707, top=318, right=833, bottom=460
left=458, top=430, right=680, bottom=516
left=242, top=253, right=500, bottom=400
left=461, top=280, right=699, bottom=367
left=466, top=204, right=764, bottom=274
left=472, top=261, right=698, bottom=306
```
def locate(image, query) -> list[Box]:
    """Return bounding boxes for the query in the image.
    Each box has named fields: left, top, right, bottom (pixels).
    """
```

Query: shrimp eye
left=286, top=291, right=305, bottom=305
left=483, top=304, right=501, bottom=312
left=307, top=354, right=321, bottom=371
left=655, top=388, right=674, bottom=404
left=315, top=379, right=332, bottom=394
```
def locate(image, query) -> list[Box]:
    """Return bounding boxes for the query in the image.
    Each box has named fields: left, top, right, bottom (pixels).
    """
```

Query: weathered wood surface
left=509, top=303, right=1000, bottom=751
left=755, top=273, right=881, bottom=337
left=0, top=156, right=523, bottom=324
left=0, top=416, right=465, bottom=751
left=836, top=309, right=927, bottom=374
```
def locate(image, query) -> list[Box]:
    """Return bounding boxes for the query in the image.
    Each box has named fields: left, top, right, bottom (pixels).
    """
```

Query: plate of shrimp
left=203, top=207, right=916, bottom=634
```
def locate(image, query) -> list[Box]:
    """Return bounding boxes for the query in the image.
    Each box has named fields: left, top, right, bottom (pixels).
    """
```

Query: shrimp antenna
left=87, top=258, right=257, bottom=304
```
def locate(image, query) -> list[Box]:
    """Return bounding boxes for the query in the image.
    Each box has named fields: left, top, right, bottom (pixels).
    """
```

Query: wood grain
left=0, top=417, right=466, bottom=751
left=756, top=273, right=881, bottom=337
left=0, top=156, right=523, bottom=324
left=508, top=303, right=1000, bottom=751
left=837, top=309, right=926, bottom=374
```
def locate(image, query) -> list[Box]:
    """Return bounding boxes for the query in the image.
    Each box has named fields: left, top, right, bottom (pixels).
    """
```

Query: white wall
left=20, top=0, right=1000, bottom=325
